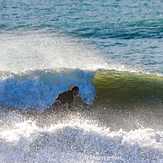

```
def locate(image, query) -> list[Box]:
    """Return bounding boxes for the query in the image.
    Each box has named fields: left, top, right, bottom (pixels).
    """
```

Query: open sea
left=1, top=0, right=163, bottom=162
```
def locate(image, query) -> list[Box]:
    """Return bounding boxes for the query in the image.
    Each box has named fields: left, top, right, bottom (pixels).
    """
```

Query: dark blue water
left=1, top=0, right=163, bottom=73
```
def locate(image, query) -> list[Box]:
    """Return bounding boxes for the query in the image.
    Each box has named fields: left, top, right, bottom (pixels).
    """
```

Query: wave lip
left=0, top=31, right=108, bottom=73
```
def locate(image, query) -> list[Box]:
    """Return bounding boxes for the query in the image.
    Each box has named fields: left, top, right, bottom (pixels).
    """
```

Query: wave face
left=0, top=69, right=96, bottom=110
left=94, top=70, right=163, bottom=105
left=1, top=68, right=163, bottom=110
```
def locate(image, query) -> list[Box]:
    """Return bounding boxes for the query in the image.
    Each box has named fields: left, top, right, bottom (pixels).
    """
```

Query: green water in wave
left=93, top=70, right=163, bottom=104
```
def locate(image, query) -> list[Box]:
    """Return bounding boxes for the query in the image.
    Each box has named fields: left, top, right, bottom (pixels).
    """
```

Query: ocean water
left=0, top=0, right=163, bottom=162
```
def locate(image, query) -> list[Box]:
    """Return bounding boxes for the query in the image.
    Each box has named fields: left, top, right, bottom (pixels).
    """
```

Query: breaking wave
left=0, top=31, right=163, bottom=163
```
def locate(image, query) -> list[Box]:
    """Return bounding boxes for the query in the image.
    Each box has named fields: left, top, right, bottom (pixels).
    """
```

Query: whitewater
left=1, top=0, right=163, bottom=162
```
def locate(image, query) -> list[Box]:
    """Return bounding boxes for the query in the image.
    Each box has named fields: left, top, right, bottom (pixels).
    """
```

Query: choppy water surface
left=1, top=0, right=163, bottom=162
left=1, top=0, right=163, bottom=73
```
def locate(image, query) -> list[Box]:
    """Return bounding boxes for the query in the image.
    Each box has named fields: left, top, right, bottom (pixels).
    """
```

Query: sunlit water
left=0, top=0, right=163, bottom=162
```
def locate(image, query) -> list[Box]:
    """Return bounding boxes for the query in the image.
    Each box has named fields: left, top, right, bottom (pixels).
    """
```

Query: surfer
left=51, top=86, right=80, bottom=111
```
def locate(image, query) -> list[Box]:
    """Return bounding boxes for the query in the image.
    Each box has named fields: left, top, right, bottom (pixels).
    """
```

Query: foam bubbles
left=0, top=114, right=163, bottom=163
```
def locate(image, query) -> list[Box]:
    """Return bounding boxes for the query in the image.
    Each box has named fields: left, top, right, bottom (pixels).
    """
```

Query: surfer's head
left=70, top=86, right=79, bottom=96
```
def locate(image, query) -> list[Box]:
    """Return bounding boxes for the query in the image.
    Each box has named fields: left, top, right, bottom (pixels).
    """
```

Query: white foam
left=0, top=115, right=163, bottom=163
